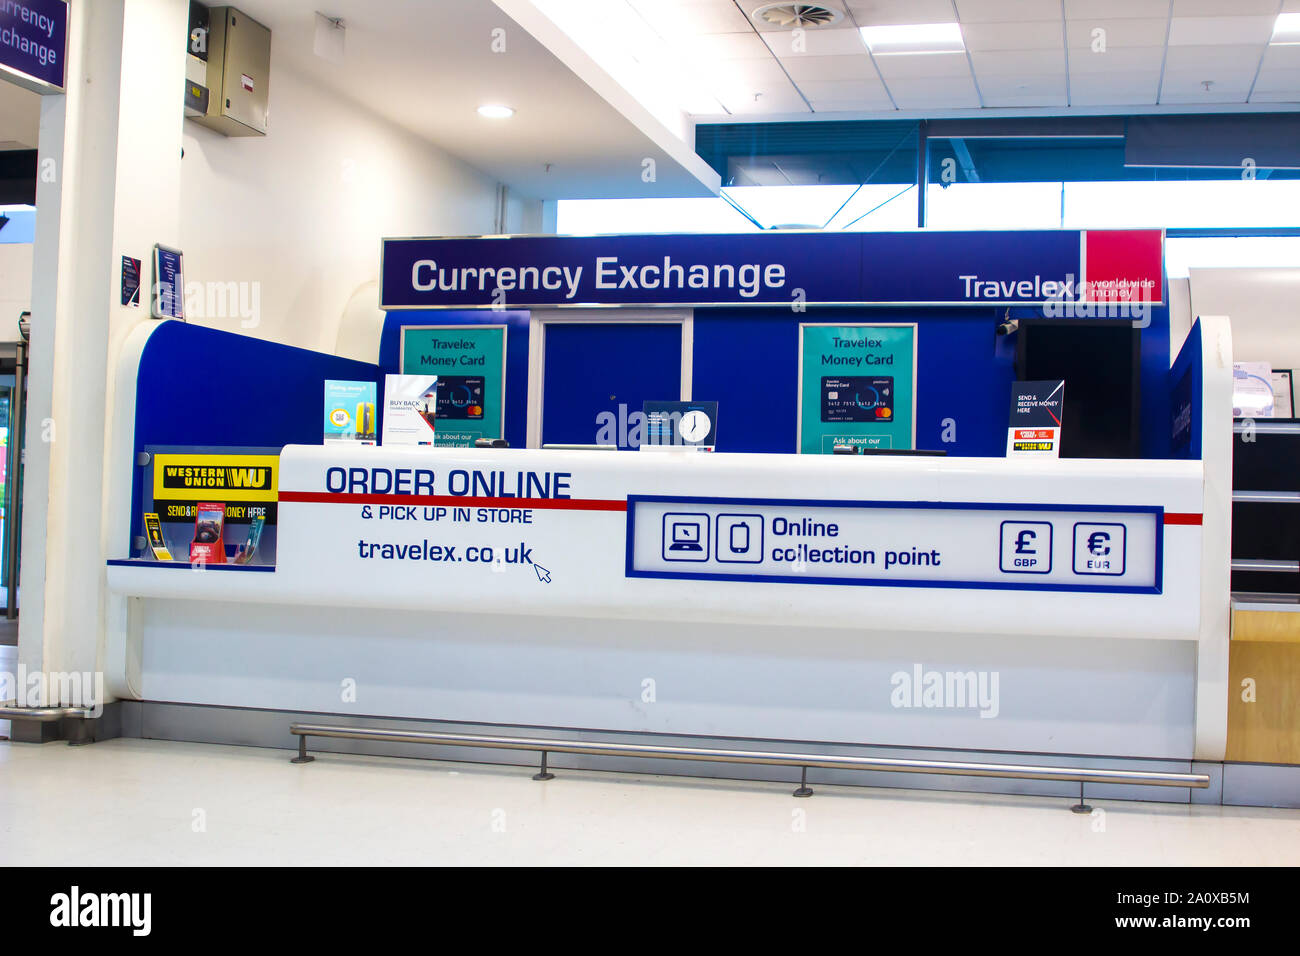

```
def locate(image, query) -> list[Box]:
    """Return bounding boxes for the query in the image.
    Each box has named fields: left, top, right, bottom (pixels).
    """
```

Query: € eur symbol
left=1087, top=532, right=1111, bottom=556
left=1015, top=530, right=1038, bottom=554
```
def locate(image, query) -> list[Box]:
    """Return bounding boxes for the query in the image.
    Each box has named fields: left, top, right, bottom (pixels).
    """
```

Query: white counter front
left=105, top=446, right=1219, bottom=767
left=112, top=445, right=1204, bottom=639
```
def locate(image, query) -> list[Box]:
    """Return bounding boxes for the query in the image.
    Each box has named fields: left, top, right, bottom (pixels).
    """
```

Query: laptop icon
left=668, top=520, right=704, bottom=552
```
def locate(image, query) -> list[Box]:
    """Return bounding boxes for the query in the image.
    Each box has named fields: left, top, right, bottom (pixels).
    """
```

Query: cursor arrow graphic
left=533, top=564, right=552, bottom=584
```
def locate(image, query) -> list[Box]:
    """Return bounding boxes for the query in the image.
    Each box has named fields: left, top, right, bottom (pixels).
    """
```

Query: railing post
left=291, top=733, right=314, bottom=764
left=1071, top=781, right=1091, bottom=814
left=793, top=766, right=813, bottom=798
left=532, top=750, right=554, bottom=781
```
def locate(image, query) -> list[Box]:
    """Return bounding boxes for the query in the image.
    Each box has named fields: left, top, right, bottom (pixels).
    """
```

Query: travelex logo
left=50, top=887, right=150, bottom=937
left=960, top=272, right=1077, bottom=300
left=959, top=271, right=1152, bottom=316
left=411, top=255, right=788, bottom=300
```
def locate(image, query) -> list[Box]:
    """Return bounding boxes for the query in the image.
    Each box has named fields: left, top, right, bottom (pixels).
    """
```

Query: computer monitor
left=1016, top=319, right=1141, bottom=459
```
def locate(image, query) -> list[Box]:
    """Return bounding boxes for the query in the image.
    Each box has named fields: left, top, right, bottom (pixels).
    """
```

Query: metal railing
left=1232, top=490, right=1300, bottom=504
left=289, top=722, right=1210, bottom=812
left=1232, top=559, right=1300, bottom=574
left=0, top=701, right=92, bottom=722
left=1234, top=421, right=1300, bottom=436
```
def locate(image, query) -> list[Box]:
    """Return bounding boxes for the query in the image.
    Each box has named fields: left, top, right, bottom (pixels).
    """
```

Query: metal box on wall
left=191, top=6, right=270, bottom=137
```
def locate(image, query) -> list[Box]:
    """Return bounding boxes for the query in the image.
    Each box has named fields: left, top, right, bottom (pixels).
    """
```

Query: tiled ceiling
left=621, top=0, right=1300, bottom=115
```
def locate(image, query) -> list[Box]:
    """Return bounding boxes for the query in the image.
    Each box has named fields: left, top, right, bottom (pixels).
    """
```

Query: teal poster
left=799, top=324, right=915, bottom=454
left=400, top=325, right=506, bottom=447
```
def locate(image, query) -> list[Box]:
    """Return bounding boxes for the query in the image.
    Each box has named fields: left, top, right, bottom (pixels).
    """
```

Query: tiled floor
left=1, top=736, right=1297, bottom=865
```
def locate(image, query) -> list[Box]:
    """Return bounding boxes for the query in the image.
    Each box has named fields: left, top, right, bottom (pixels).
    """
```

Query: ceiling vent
left=750, top=3, right=844, bottom=29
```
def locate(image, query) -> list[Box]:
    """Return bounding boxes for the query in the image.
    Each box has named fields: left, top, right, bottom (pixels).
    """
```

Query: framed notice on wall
left=797, top=324, right=916, bottom=454
left=152, top=244, right=185, bottom=320
left=399, top=325, right=506, bottom=447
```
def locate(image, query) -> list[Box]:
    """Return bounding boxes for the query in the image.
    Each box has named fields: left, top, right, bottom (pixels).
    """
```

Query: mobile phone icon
left=730, top=524, right=750, bottom=554
left=716, top=514, right=764, bottom=563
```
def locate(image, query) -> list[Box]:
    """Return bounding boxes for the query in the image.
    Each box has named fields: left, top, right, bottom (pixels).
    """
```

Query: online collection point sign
left=626, top=495, right=1162, bottom=594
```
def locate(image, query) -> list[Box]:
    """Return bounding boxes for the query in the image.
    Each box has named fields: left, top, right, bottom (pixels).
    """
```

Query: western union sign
left=152, top=453, right=279, bottom=524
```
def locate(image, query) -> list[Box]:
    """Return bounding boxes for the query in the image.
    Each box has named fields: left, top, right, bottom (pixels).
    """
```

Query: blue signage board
left=856, top=230, right=1080, bottom=304
left=0, top=0, right=67, bottom=91
left=381, top=230, right=1162, bottom=310
left=383, top=233, right=861, bottom=309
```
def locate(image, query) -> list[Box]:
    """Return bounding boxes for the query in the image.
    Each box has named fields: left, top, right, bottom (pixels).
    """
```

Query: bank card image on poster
left=435, top=375, right=486, bottom=420
left=821, top=376, right=894, bottom=423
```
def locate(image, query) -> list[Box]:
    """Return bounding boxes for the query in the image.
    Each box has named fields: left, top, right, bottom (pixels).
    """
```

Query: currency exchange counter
left=106, top=442, right=1225, bottom=800
left=93, top=228, right=1240, bottom=803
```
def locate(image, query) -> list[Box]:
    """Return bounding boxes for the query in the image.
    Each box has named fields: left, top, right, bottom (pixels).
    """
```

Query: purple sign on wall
left=0, top=0, right=67, bottom=91
left=380, top=231, right=1093, bottom=309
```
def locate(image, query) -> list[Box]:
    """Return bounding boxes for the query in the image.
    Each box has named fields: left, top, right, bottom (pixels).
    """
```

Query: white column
left=20, top=0, right=188, bottom=700
left=1194, top=314, right=1235, bottom=762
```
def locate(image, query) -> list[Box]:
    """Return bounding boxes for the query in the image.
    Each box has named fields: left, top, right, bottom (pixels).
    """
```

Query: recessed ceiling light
left=477, top=105, right=515, bottom=119
left=1271, top=12, right=1300, bottom=44
left=859, top=22, right=964, bottom=55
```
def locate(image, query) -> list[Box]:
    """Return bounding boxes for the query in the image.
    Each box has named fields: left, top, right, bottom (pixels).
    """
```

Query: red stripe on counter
left=278, top=491, right=627, bottom=512
left=283, top=493, right=1201, bottom=521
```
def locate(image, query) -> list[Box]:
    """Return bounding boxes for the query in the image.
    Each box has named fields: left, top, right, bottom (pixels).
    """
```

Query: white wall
left=1167, top=276, right=1193, bottom=366
left=0, top=81, right=40, bottom=149
left=21, top=0, right=546, bottom=693
left=1188, top=267, right=1300, bottom=370
left=179, top=64, right=542, bottom=356
left=23, top=0, right=190, bottom=683
left=0, top=243, right=32, bottom=330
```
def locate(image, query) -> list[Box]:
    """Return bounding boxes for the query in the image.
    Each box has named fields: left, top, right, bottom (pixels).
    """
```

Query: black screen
left=1015, top=320, right=1141, bottom=459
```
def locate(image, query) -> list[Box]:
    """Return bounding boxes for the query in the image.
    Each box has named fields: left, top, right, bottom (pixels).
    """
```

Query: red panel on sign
left=1082, top=229, right=1163, bottom=303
